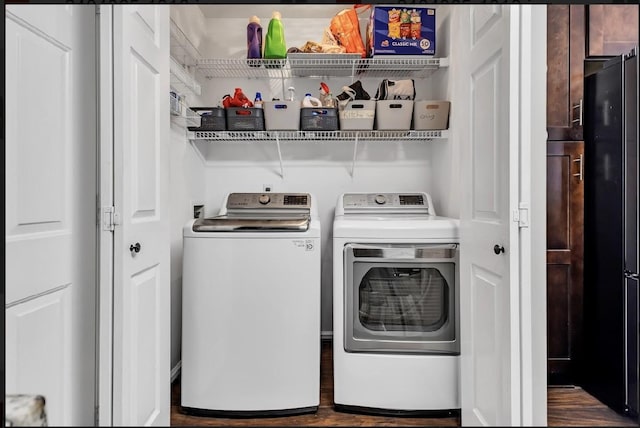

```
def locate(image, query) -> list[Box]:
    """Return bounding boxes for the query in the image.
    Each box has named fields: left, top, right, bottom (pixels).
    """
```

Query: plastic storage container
left=339, top=100, right=376, bottom=130
left=226, top=107, right=265, bottom=131
left=264, top=101, right=301, bottom=131
left=188, top=107, right=226, bottom=131
left=300, top=107, right=339, bottom=131
left=375, top=100, right=414, bottom=130
left=412, top=100, right=450, bottom=130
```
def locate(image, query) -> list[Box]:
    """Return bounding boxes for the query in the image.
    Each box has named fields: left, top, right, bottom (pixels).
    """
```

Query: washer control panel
left=226, top=193, right=311, bottom=210
left=343, top=193, right=430, bottom=213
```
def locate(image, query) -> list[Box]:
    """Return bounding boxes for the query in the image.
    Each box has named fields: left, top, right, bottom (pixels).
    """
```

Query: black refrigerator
left=583, top=49, right=638, bottom=419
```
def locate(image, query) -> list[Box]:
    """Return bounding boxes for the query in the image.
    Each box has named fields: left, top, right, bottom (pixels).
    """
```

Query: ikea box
left=375, top=100, right=413, bottom=130
left=263, top=101, right=301, bottom=131
left=188, top=107, right=226, bottom=131
left=339, top=100, right=376, bottom=130
left=413, top=101, right=450, bottom=130
left=300, top=107, right=339, bottom=131
left=226, top=107, right=265, bottom=131
left=367, top=6, right=436, bottom=56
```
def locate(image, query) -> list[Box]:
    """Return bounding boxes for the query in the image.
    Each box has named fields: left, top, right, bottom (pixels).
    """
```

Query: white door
left=5, top=5, right=97, bottom=426
left=457, top=5, right=521, bottom=426
left=111, top=5, right=170, bottom=426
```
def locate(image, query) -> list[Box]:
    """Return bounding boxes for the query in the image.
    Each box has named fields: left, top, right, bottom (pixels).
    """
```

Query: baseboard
left=171, top=360, right=182, bottom=383
left=321, top=330, right=333, bottom=341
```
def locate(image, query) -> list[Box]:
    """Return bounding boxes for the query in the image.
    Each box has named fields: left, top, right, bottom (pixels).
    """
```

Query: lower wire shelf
left=188, top=129, right=448, bottom=142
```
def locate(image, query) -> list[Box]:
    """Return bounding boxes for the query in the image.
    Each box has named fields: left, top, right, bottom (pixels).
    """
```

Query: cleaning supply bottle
left=254, top=92, right=264, bottom=108
left=246, top=16, right=262, bottom=67
left=264, top=11, right=287, bottom=68
left=319, top=82, right=336, bottom=108
left=302, top=93, right=322, bottom=108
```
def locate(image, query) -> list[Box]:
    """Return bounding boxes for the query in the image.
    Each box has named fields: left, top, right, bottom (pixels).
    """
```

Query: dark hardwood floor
left=171, top=341, right=637, bottom=427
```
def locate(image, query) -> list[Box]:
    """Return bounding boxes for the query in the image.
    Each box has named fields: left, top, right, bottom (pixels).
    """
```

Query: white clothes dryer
left=333, top=192, right=460, bottom=416
left=181, top=193, right=321, bottom=417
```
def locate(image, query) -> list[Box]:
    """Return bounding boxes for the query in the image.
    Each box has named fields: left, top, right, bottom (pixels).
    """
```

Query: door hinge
left=94, top=405, right=99, bottom=426
left=513, top=203, right=529, bottom=228
left=102, top=206, right=120, bottom=231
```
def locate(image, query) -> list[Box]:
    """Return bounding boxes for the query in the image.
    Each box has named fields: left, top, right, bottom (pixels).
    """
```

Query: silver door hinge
left=103, top=206, right=120, bottom=231
left=513, top=203, right=529, bottom=228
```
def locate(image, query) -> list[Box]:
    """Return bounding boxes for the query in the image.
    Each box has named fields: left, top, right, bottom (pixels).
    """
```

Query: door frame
left=517, top=5, right=548, bottom=426
left=97, top=5, right=114, bottom=426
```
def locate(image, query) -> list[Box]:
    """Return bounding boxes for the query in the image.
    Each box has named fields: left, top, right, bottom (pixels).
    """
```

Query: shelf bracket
left=350, top=132, right=359, bottom=178
left=275, top=132, right=284, bottom=179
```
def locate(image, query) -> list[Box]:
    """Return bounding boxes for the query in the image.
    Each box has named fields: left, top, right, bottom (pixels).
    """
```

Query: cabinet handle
left=493, top=245, right=505, bottom=255
left=572, top=154, right=583, bottom=181
left=571, top=99, right=583, bottom=126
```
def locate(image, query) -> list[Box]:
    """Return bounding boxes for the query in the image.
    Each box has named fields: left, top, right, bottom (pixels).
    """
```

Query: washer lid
left=192, top=213, right=310, bottom=232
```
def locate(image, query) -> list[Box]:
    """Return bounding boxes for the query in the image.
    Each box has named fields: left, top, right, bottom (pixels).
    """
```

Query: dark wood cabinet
left=547, top=141, right=585, bottom=385
left=587, top=5, right=639, bottom=57
left=545, top=5, right=638, bottom=385
left=547, top=5, right=585, bottom=142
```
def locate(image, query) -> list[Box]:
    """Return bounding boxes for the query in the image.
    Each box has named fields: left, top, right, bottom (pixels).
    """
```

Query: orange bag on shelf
left=330, top=5, right=370, bottom=58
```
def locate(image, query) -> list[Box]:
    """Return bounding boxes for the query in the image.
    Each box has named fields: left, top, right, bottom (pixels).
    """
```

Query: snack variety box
left=366, top=6, right=436, bottom=56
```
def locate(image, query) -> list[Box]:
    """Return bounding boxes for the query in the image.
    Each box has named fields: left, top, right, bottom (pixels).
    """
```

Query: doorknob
left=493, top=245, right=505, bottom=255
left=130, top=242, right=141, bottom=253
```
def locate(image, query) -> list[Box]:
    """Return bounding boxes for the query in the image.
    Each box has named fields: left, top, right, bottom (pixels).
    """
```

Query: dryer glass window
left=344, top=243, right=459, bottom=354
left=358, top=267, right=448, bottom=332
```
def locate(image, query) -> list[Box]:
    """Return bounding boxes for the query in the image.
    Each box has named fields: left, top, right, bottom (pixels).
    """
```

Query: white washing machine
left=333, top=192, right=460, bottom=416
left=181, top=192, right=321, bottom=417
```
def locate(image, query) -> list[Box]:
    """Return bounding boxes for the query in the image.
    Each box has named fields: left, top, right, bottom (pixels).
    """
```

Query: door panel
left=5, top=5, right=97, bottom=426
left=5, top=12, right=72, bottom=304
left=546, top=141, right=584, bottom=385
left=458, top=5, right=516, bottom=426
left=112, top=5, right=170, bottom=426
left=5, top=288, right=72, bottom=426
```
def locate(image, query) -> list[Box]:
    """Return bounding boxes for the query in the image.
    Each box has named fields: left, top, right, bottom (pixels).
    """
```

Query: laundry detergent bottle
left=246, top=15, right=262, bottom=67
left=263, top=11, right=287, bottom=68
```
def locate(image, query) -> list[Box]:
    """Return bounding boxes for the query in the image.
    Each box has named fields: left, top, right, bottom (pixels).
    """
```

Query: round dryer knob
left=258, top=194, right=271, bottom=205
left=374, top=194, right=387, bottom=205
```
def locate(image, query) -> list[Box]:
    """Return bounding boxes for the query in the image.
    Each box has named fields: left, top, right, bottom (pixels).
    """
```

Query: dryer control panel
left=342, top=193, right=432, bottom=214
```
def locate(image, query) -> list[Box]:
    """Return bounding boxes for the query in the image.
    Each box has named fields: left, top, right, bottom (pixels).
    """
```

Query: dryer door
left=343, top=243, right=459, bottom=354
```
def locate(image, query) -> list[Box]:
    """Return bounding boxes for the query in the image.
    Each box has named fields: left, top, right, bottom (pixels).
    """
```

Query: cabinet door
left=546, top=141, right=585, bottom=385
left=587, top=5, right=639, bottom=56
left=547, top=5, right=585, bottom=141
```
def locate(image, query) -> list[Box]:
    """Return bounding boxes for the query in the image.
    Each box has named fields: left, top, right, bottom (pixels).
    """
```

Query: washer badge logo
left=292, top=239, right=315, bottom=251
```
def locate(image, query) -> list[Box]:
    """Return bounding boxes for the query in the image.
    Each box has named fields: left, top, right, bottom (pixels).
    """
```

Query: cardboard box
left=367, top=6, right=436, bottom=56
left=412, top=101, right=450, bottom=130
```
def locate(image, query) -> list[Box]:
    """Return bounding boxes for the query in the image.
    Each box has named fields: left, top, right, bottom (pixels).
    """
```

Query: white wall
left=169, top=6, right=208, bottom=372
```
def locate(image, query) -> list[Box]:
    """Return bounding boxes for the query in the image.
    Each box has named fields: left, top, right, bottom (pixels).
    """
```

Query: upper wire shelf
left=170, top=18, right=202, bottom=67
left=196, top=56, right=449, bottom=80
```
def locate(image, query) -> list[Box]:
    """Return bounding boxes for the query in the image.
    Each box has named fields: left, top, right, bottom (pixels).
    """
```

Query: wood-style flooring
left=171, top=341, right=637, bottom=426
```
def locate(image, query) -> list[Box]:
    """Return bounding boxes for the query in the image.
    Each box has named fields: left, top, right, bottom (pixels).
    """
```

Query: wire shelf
left=170, top=18, right=202, bottom=68
left=189, top=129, right=448, bottom=142
left=170, top=94, right=201, bottom=128
left=196, top=57, right=448, bottom=80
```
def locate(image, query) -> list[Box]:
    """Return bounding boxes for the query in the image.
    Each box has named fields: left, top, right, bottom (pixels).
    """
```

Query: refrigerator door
left=583, top=55, right=626, bottom=413
left=624, top=51, right=638, bottom=418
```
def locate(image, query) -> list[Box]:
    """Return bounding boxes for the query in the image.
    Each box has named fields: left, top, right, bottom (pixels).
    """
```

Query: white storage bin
left=263, top=101, right=301, bottom=131
left=413, top=101, right=450, bottom=130
left=375, top=100, right=414, bottom=130
left=339, top=100, right=376, bottom=130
